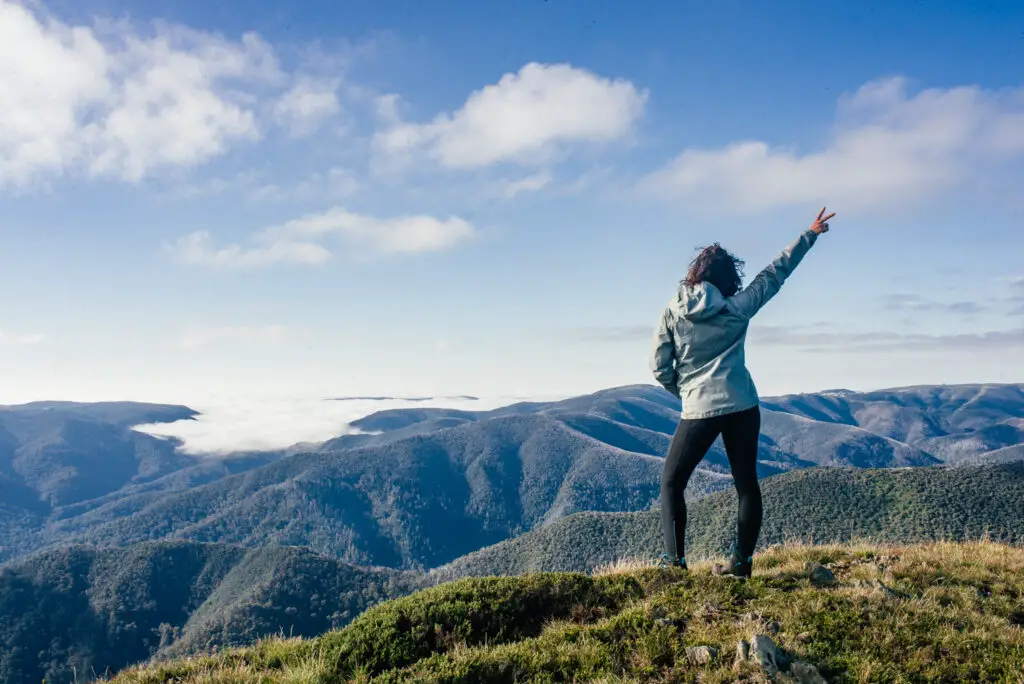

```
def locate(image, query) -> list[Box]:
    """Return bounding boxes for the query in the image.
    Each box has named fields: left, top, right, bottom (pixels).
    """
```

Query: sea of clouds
left=132, top=392, right=566, bottom=455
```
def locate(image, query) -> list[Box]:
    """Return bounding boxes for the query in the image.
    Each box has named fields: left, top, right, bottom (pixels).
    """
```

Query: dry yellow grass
left=591, top=556, right=658, bottom=576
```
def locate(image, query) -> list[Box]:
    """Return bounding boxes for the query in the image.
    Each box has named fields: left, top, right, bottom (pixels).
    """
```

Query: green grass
left=110, top=542, right=1024, bottom=683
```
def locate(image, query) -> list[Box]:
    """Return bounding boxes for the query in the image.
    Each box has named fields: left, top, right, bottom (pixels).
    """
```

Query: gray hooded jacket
left=650, top=229, right=819, bottom=419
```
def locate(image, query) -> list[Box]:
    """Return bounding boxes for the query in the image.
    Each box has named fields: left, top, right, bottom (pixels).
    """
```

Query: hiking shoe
left=659, top=553, right=688, bottom=571
left=712, top=556, right=752, bottom=579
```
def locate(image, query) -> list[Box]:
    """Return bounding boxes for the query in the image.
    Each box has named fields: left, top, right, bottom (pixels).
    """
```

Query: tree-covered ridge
left=0, top=541, right=418, bottom=684
left=0, top=401, right=198, bottom=508
left=434, top=462, right=1024, bottom=578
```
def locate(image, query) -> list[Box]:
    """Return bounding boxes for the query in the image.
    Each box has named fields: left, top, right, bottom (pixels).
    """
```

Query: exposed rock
left=735, top=638, right=750, bottom=666
left=684, top=645, right=718, bottom=665
left=734, top=634, right=826, bottom=683
left=734, top=635, right=789, bottom=675
left=805, top=562, right=837, bottom=587
left=786, top=661, right=829, bottom=684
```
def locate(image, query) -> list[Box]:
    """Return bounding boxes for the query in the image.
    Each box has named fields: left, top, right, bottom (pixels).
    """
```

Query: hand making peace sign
left=810, top=207, right=836, bottom=235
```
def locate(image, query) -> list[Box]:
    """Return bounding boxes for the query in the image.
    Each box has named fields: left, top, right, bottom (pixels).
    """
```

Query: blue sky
left=1, top=0, right=1023, bottom=406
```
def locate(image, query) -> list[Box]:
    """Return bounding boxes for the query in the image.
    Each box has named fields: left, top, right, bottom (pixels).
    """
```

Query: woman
left=650, top=207, right=836, bottom=578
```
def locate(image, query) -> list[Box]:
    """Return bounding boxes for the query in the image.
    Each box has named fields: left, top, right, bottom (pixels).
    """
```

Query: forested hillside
left=0, top=541, right=418, bottom=684
left=6, top=384, right=1020, bottom=569
left=433, top=462, right=1024, bottom=578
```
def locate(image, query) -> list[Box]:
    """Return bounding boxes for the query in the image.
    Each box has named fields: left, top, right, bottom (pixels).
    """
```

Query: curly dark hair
left=684, top=243, right=745, bottom=297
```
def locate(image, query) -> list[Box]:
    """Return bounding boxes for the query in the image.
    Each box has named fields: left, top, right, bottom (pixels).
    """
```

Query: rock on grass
left=804, top=561, right=837, bottom=587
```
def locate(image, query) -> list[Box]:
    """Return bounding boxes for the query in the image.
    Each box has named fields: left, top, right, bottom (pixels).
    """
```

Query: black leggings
left=660, top=405, right=762, bottom=562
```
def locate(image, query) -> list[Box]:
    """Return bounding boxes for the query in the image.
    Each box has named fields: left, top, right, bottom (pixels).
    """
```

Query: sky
left=2, top=0, right=1024, bottom=431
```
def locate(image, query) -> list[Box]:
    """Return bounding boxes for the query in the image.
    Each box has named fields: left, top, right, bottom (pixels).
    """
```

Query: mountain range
left=2, top=383, right=1022, bottom=568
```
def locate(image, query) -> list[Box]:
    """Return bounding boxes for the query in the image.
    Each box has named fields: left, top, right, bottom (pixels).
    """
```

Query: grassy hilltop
left=110, top=541, right=1024, bottom=683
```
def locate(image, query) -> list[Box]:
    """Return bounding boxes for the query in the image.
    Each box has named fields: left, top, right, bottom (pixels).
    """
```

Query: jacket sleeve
left=728, top=229, right=818, bottom=320
left=650, top=307, right=680, bottom=397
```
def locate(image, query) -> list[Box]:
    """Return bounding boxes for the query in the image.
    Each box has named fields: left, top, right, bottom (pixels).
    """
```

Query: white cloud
left=272, top=77, right=341, bottom=137
left=1009, top=276, right=1024, bottom=315
left=0, top=1, right=281, bottom=185
left=179, top=324, right=293, bottom=351
left=373, top=93, right=402, bottom=125
left=881, top=293, right=985, bottom=315
left=374, top=62, right=647, bottom=169
left=85, top=28, right=277, bottom=181
left=167, top=230, right=332, bottom=269
left=132, top=394, right=530, bottom=455
left=0, top=0, right=109, bottom=186
left=166, top=168, right=265, bottom=199
left=638, top=77, right=1024, bottom=213
left=746, top=324, right=1024, bottom=353
left=168, top=165, right=361, bottom=203
left=268, top=207, right=475, bottom=253
left=0, top=1, right=358, bottom=187
left=0, top=331, right=45, bottom=345
left=249, top=166, right=361, bottom=202
left=581, top=321, right=1024, bottom=354
left=168, top=207, right=475, bottom=269
left=498, top=170, right=553, bottom=198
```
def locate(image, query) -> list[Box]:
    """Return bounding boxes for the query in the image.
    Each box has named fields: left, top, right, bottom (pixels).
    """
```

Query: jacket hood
left=673, top=281, right=727, bottom=321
